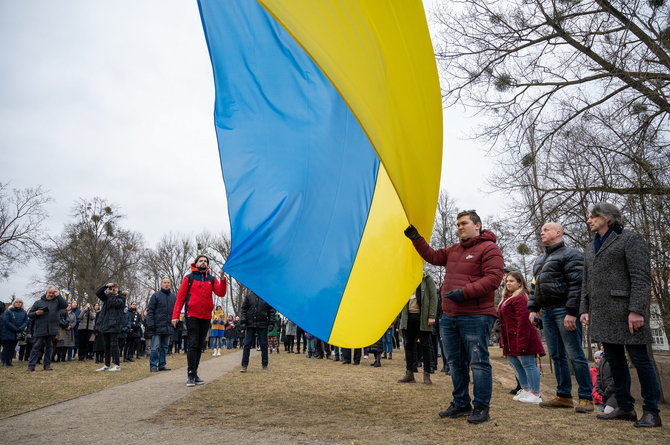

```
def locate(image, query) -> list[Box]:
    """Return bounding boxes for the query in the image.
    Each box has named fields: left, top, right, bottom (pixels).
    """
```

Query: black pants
left=295, top=328, right=305, bottom=353
left=78, top=330, right=93, bottom=360
left=342, top=348, right=362, bottom=364
left=103, top=333, right=120, bottom=367
left=284, top=334, right=294, bottom=351
left=403, top=313, right=432, bottom=371
left=124, top=336, right=138, bottom=359
left=186, top=317, right=210, bottom=377
left=2, top=339, right=18, bottom=365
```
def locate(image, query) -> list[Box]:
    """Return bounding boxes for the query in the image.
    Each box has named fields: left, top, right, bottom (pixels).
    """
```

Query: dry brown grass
left=156, top=349, right=669, bottom=445
left=0, top=350, right=220, bottom=419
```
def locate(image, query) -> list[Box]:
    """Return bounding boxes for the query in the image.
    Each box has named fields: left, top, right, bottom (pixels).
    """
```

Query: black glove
left=444, top=289, right=464, bottom=303
left=404, top=225, right=421, bottom=241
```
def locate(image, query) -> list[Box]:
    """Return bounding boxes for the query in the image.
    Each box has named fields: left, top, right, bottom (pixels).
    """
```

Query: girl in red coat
left=498, top=271, right=545, bottom=404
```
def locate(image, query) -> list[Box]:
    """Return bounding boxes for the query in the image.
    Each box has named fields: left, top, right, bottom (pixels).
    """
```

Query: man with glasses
left=405, top=209, right=504, bottom=424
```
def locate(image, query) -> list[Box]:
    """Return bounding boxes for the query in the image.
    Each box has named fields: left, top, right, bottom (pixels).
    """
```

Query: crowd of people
left=0, top=202, right=663, bottom=429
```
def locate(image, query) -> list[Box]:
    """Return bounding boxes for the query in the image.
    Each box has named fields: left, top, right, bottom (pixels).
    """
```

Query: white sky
left=0, top=0, right=502, bottom=301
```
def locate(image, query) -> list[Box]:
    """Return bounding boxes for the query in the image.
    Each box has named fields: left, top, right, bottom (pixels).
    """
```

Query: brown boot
left=539, top=396, right=573, bottom=409
left=397, top=370, right=415, bottom=383
left=423, top=371, right=432, bottom=385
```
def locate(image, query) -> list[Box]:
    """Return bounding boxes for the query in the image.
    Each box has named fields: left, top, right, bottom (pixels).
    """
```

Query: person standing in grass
left=146, top=278, right=176, bottom=372
left=27, top=287, right=67, bottom=371
left=581, top=203, right=662, bottom=428
left=95, top=282, right=126, bottom=372
left=527, top=222, right=593, bottom=413
left=172, top=255, right=227, bottom=387
left=239, top=291, right=275, bottom=372
left=498, top=271, right=545, bottom=404
left=405, top=210, right=504, bottom=424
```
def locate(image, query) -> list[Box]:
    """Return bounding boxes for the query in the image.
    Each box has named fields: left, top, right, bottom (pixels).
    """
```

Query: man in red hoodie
left=405, top=210, right=504, bottom=424
left=172, top=255, right=226, bottom=387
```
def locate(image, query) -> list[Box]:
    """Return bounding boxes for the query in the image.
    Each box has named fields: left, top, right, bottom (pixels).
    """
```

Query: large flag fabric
left=198, top=0, right=442, bottom=347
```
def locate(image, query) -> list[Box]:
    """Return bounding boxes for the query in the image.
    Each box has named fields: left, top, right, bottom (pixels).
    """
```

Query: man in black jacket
left=95, top=282, right=126, bottom=372
left=123, top=301, right=142, bottom=362
left=527, top=222, right=593, bottom=412
left=27, top=286, right=67, bottom=371
left=239, top=291, right=275, bottom=372
left=146, top=278, right=176, bottom=372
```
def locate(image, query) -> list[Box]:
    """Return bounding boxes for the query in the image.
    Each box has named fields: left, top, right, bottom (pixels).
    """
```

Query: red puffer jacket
left=412, top=230, right=504, bottom=317
left=498, top=292, right=545, bottom=357
left=172, top=264, right=227, bottom=320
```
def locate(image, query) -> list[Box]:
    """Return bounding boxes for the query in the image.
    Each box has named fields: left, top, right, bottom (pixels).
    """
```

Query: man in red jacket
left=172, top=255, right=226, bottom=387
left=405, top=210, right=504, bottom=424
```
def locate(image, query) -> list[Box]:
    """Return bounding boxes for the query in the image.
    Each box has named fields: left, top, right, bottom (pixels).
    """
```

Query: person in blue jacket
left=2, top=298, right=28, bottom=366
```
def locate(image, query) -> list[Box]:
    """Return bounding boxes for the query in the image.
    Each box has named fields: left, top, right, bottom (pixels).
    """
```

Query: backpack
left=183, top=272, right=216, bottom=317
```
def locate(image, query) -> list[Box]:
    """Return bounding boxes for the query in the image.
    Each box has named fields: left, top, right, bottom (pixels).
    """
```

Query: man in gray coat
left=580, top=202, right=662, bottom=428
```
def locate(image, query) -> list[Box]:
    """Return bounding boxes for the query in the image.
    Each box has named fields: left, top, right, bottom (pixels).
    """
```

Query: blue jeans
left=604, top=343, right=660, bottom=415
left=382, top=329, right=394, bottom=354
left=508, top=355, right=541, bottom=393
left=150, top=334, right=171, bottom=370
left=226, top=337, right=234, bottom=349
left=542, top=307, right=592, bottom=399
left=440, top=314, right=495, bottom=408
left=241, top=327, right=268, bottom=367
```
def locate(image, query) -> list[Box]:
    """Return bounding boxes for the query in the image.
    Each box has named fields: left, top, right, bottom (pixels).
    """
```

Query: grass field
left=154, top=349, right=668, bottom=445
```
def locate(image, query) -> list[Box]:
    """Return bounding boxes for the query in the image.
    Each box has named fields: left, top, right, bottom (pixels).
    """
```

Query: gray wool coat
left=580, top=229, right=653, bottom=345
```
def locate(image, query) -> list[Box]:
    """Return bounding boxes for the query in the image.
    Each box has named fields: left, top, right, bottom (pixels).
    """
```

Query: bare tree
left=0, top=182, right=51, bottom=280
left=433, top=0, right=670, bottom=175
left=42, top=198, right=144, bottom=306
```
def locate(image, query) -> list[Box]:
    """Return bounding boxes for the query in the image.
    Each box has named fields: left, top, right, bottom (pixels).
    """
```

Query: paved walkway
left=0, top=350, right=273, bottom=444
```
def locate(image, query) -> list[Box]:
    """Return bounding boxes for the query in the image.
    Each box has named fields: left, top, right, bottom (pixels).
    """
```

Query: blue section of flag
left=198, top=0, right=379, bottom=340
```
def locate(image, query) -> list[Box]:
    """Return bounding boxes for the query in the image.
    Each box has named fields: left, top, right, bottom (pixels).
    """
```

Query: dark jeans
left=186, top=317, right=210, bottom=376
left=440, top=314, right=495, bottom=408
left=604, top=343, right=661, bottom=415
left=103, top=333, right=120, bottom=367
left=295, top=328, right=305, bottom=353
left=342, top=348, right=361, bottom=364
left=28, top=335, right=55, bottom=369
left=542, top=306, right=592, bottom=399
left=241, top=327, right=268, bottom=367
left=2, top=339, right=18, bottom=365
left=78, top=330, right=93, bottom=360
left=403, top=313, right=432, bottom=371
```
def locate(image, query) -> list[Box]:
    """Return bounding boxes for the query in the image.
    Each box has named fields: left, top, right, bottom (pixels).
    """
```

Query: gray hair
left=588, top=202, right=624, bottom=228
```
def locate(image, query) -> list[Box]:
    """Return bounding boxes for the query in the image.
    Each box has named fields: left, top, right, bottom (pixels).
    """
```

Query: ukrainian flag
left=199, top=0, right=442, bottom=347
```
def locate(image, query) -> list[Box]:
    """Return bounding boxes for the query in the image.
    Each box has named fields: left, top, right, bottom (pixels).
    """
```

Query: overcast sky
left=0, top=0, right=502, bottom=301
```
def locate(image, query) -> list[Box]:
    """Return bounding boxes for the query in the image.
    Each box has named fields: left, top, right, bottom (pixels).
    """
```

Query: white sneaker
left=213, top=350, right=217, bottom=356
left=217, top=349, right=222, bottom=356
left=108, top=365, right=121, bottom=372
left=519, top=392, right=543, bottom=404
left=96, top=365, right=109, bottom=372
left=513, top=389, right=530, bottom=401
left=364, top=355, right=369, bottom=359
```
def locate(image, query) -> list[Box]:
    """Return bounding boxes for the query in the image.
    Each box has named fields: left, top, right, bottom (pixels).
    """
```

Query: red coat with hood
left=412, top=230, right=504, bottom=317
left=498, top=292, right=545, bottom=357
left=172, top=264, right=227, bottom=320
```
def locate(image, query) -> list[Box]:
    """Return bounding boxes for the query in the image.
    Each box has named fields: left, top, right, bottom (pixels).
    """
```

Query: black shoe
left=43, top=367, right=54, bottom=371
left=341, top=361, right=350, bottom=365
left=126, top=358, right=134, bottom=362
left=438, top=403, right=472, bottom=419
left=158, top=367, right=171, bottom=371
left=467, top=405, right=490, bottom=424
left=441, top=365, right=450, bottom=375
left=150, top=367, right=159, bottom=372
left=186, top=377, right=196, bottom=387
left=634, top=412, right=662, bottom=428
left=194, top=376, right=205, bottom=385
left=596, top=408, right=637, bottom=421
